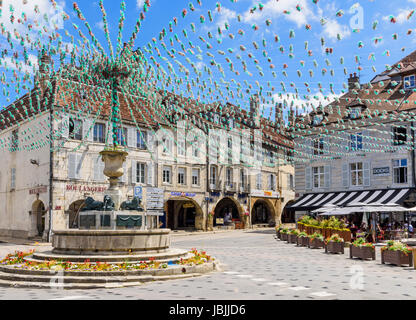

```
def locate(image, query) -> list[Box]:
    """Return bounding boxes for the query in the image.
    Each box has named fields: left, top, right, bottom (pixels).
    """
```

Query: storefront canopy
left=318, top=205, right=410, bottom=216
left=288, top=188, right=413, bottom=211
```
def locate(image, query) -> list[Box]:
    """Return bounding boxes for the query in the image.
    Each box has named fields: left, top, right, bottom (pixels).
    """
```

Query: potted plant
left=325, top=233, right=345, bottom=254
left=350, top=237, right=375, bottom=260
left=381, top=241, right=413, bottom=267
left=297, top=231, right=309, bottom=247
left=280, top=228, right=289, bottom=241
left=308, top=233, right=325, bottom=249
left=275, top=225, right=283, bottom=239
left=288, top=229, right=300, bottom=244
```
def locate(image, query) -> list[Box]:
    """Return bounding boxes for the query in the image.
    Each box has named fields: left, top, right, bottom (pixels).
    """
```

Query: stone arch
left=67, top=199, right=86, bottom=229
left=31, top=200, right=46, bottom=237
left=251, top=198, right=276, bottom=226
left=164, top=197, right=204, bottom=230
left=281, top=200, right=296, bottom=224
left=213, top=196, right=243, bottom=226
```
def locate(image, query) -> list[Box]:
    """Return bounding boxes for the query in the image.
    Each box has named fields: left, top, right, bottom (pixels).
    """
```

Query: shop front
left=249, top=190, right=280, bottom=227
left=164, top=192, right=204, bottom=231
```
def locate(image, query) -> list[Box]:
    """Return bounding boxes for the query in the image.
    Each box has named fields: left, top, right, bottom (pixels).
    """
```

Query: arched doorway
left=281, top=200, right=296, bottom=223
left=214, top=197, right=242, bottom=226
left=31, top=200, right=45, bottom=237
left=165, top=197, right=203, bottom=230
left=251, top=199, right=274, bottom=225
left=68, top=200, right=86, bottom=229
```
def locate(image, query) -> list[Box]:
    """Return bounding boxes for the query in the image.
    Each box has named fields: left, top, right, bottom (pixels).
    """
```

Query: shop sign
left=373, top=167, right=390, bottom=176
left=146, top=188, right=164, bottom=210
left=134, top=186, right=143, bottom=199
left=66, top=185, right=107, bottom=193
left=250, top=189, right=280, bottom=198
left=29, top=186, right=47, bottom=195
left=171, top=192, right=196, bottom=197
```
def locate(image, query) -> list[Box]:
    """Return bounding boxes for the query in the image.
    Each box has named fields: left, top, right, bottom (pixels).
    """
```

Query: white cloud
left=242, top=0, right=317, bottom=29
left=383, top=8, right=415, bottom=24
left=95, top=21, right=105, bottom=32
left=321, top=19, right=351, bottom=41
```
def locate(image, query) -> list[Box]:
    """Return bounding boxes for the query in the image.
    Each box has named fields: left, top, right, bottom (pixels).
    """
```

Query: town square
left=0, top=0, right=416, bottom=307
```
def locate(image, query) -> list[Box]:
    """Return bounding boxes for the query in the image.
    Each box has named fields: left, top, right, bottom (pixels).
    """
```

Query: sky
left=1, top=0, right=416, bottom=123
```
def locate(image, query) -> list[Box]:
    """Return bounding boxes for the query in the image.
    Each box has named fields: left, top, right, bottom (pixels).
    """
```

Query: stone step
left=0, top=273, right=202, bottom=289
left=29, top=248, right=191, bottom=263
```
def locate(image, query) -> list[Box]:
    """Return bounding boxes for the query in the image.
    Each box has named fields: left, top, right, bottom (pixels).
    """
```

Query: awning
left=288, top=188, right=413, bottom=211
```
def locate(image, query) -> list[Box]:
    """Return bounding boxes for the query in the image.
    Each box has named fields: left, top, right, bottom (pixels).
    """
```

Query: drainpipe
left=412, top=121, right=416, bottom=189
left=48, top=102, right=54, bottom=243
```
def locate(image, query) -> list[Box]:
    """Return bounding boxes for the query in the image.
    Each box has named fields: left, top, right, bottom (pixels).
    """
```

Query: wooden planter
left=281, top=233, right=288, bottom=241
left=276, top=230, right=281, bottom=239
left=288, top=234, right=298, bottom=244
left=305, top=226, right=313, bottom=235
left=297, top=236, right=309, bottom=247
left=325, top=241, right=345, bottom=254
left=350, top=246, right=375, bottom=260
left=381, top=249, right=413, bottom=267
left=308, top=238, right=325, bottom=249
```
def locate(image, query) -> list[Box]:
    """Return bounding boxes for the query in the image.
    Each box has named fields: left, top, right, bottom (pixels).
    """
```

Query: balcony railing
left=209, top=179, right=222, bottom=191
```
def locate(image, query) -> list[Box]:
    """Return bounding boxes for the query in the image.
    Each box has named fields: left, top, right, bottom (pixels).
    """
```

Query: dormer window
left=213, top=113, right=220, bottom=124
left=404, top=75, right=415, bottom=90
left=313, top=115, right=323, bottom=126
left=350, top=107, right=361, bottom=119
left=228, top=118, right=234, bottom=129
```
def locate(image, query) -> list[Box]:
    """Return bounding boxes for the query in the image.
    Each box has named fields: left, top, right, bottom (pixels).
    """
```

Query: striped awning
left=289, top=188, right=413, bottom=211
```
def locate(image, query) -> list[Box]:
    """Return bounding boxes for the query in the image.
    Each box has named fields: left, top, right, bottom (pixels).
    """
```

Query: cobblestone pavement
left=0, top=229, right=415, bottom=300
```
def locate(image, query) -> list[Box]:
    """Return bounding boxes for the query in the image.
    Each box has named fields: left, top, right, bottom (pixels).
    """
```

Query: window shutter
left=82, top=118, right=93, bottom=141
left=131, top=160, right=137, bottom=184
left=362, top=130, right=369, bottom=152
left=93, top=156, right=100, bottom=181
left=324, top=165, right=331, bottom=188
left=363, top=161, right=371, bottom=186
left=75, top=154, right=82, bottom=179
left=147, top=162, right=154, bottom=186
left=61, top=114, right=69, bottom=139
left=147, top=130, right=154, bottom=152
left=127, top=127, right=135, bottom=148
left=107, top=122, right=113, bottom=146
left=324, top=136, right=330, bottom=155
left=305, top=166, right=312, bottom=190
left=342, top=163, right=349, bottom=188
left=120, top=162, right=127, bottom=183
left=68, top=153, right=76, bottom=179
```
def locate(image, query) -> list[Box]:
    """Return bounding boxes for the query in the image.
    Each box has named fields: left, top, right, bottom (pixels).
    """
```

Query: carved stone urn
left=99, top=148, right=128, bottom=210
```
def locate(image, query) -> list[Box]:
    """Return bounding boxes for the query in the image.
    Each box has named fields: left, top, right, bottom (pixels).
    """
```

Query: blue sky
left=2, top=0, right=416, bottom=122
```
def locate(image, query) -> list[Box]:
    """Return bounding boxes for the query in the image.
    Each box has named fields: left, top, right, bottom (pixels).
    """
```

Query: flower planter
left=325, top=241, right=344, bottom=254
left=381, top=249, right=413, bottom=267
left=297, top=224, right=304, bottom=232
left=297, top=236, right=309, bottom=247
left=280, top=233, right=288, bottom=241
left=305, top=226, right=313, bottom=235
left=308, top=238, right=325, bottom=249
left=288, top=234, right=298, bottom=244
left=276, top=230, right=281, bottom=238
left=350, top=246, right=375, bottom=260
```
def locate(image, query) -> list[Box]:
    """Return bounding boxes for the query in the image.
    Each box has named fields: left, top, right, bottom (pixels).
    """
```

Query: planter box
left=305, top=226, right=313, bottom=235
left=288, top=234, right=298, bottom=244
left=297, top=236, right=309, bottom=247
left=381, top=249, right=413, bottom=267
left=276, top=230, right=281, bottom=239
left=308, top=238, right=325, bottom=249
left=280, top=233, right=288, bottom=241
left=350, top=246, right=375, bottom=260
left=325, top=241, right=344, bottom=254
left=297, top=224, right=304, bottom=232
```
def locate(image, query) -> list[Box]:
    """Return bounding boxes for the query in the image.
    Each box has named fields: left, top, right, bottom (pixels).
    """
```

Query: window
left=10, top=130, right=18, bottom=151
left=213, top=113, right=220, bottom=124
left=313, top=115, right=323, bottom=126
left=269, top=174, right=276, bottom=190
left=162, top=135, right=173, bottom=154
left=393, top=127, right=407, bottom=145
left=69, top=118, right=83, bottom=140
left=68, top=153, right=83, bottom=179
left=192, top=137, right=199, bottom=158
left=162, top=166, right=172, bottom=184
left=240, top=169, right=246, bottom=187
left=226, top=168, right=233, bottom=186
left=10, top=168, right=16, bottom=190
left=228, top=138, right=233, bottom=164
left=268, top=150, right=274, bottom=164
left=313, top=138, right=324, bottom=155
left=256, top=173, right=262, bottom=189
left=228, top=118, right=234, bottom=129
left=313, top=166, right=325, bottom=189
left=116, top=127, right=128, bottom=146
left=350, top=133, right=363, bottom=151
left=404, top=75, right=415, bottom=89
left=136, top=162, right=146, bottom=184
left=178, top=167, right=186, bottom=185
left=350, top=162, right=363, bottom=186
left=137, top=130, right=147, bottom=149
left=177, top=138, right=185, bottom=157
left=393, top=159, right=408, bottom=184
left=289, top=174, right=294, bottom=190
left=93, top=123, right=105, bottom=143
left=210, top=165, right=217, bottom=185
left=192, top=168, right=200, bottom=186
left=350, top=107, right=361, bottom=119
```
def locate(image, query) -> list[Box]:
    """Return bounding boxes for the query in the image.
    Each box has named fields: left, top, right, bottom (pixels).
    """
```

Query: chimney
left=36, top=48, right=53, bottom=92
left=275, top=103, right=284, bottom=130
left=348, top=72, right=360, bottom=91
left=250, top=93, right=261, bottom=128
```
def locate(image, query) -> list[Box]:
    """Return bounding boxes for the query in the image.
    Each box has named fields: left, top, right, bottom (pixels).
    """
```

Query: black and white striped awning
left=288, top=188, right=414, bottom=211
